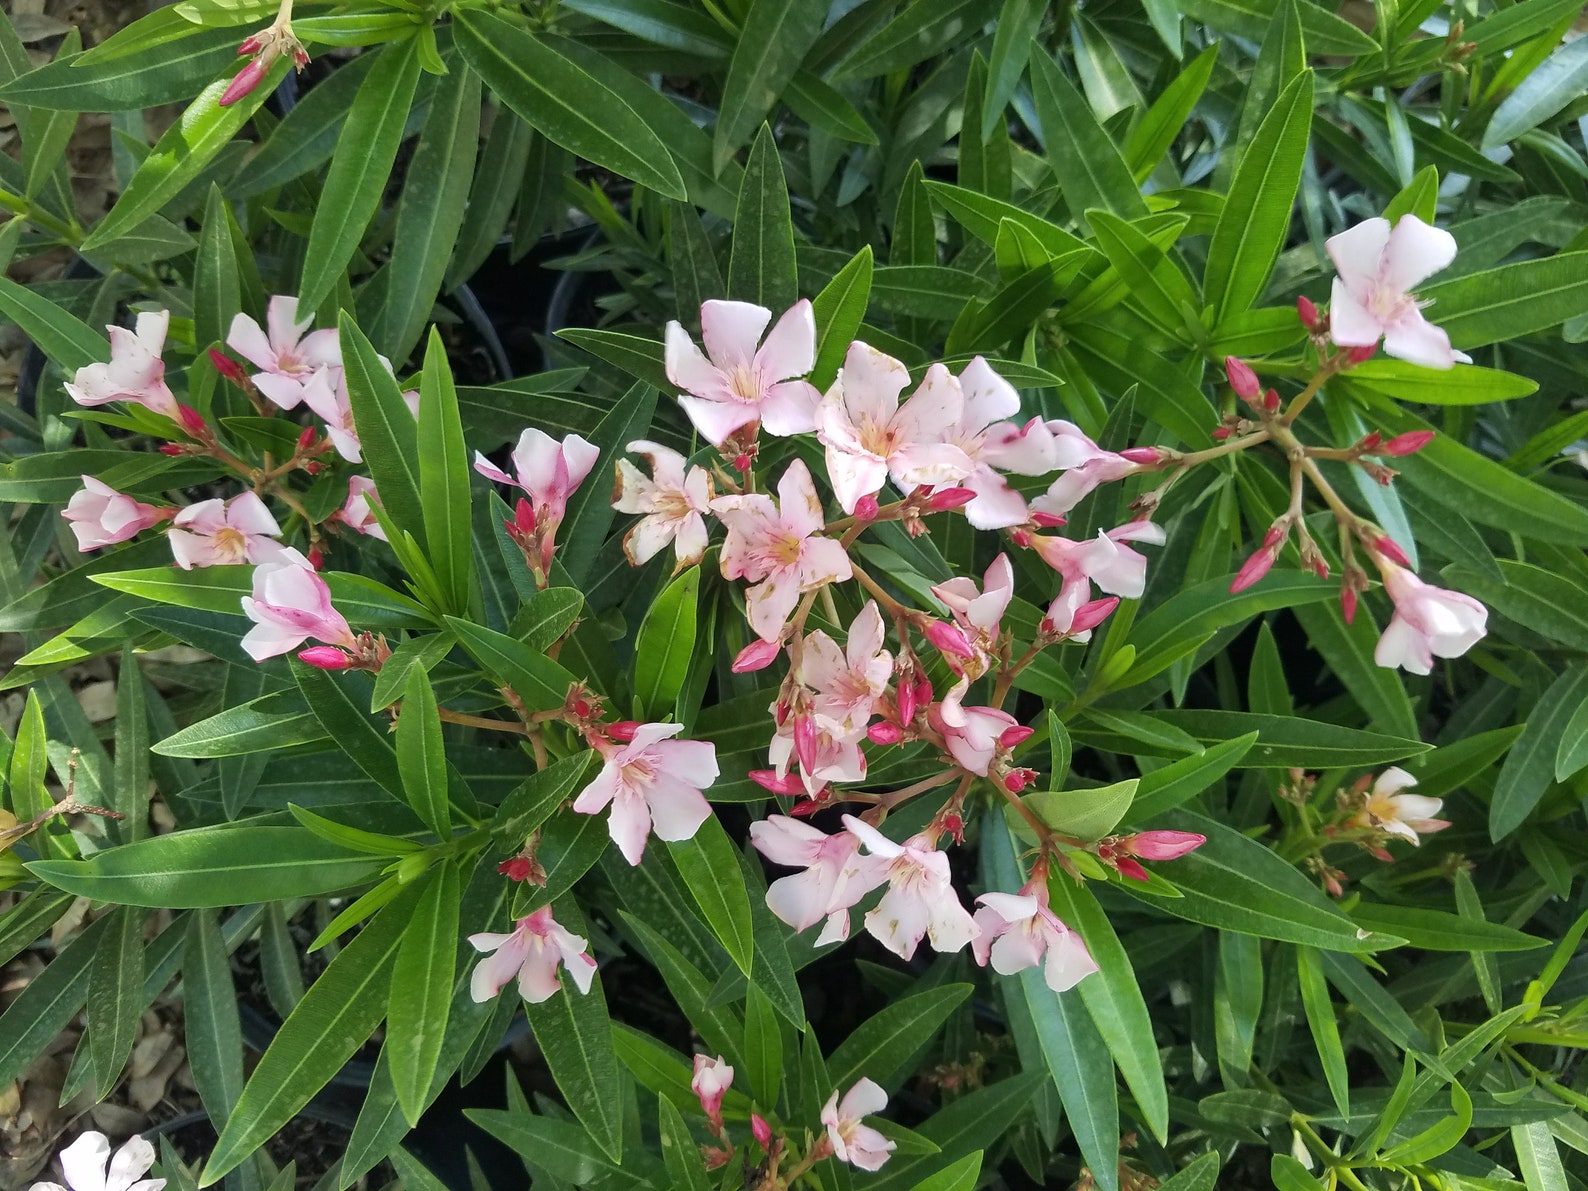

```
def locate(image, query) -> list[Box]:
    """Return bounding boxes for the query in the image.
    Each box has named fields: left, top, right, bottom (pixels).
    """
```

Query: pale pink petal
left=516, top=945, right=566, bottom=1003
left=239, top=615, right=306, bottom=661
left=700, top=299, right=772, bottom=370
left=888, top=441, right=973, bottom=488
left=1375, top=614, right=1433, bottom=675
left=776, top=459, right=825, bottom=538
left=473, top=451, right=519, bottom=488
left=645, top=774, right=711, bottom=842
left=59, top=1132, right=112, bottom=1191
left=1388, top=792, right=1445, bottom=823
left=571, top=766, right=620, bottom=815
left=957, top=356, right=1020, bottom=428
left=745, top=572, right=805, bottom=641
left=1372, top=767, right=1418, bottom=796
left=867, top=886, right=932, bottom=959
left=625, top=516, right=678, bottom=565
left=758, top=378, right=821, bottom=436
left=172, top=498, right=227, bottom=535
left=105, top=1136, right=158, bottom=1191
left=749, top=816, right=825, bottom=867
left=1382, top=311, right=1460, bottom=370
left=839, top=1077, right=889, bottom=1121
left=988, top=927, right=1045, bottom=975
left=297, top=327, right=344, bottom=369
left=766, top=867, right=840, bottom=932
left=665, top=322, right=735, bottom=401
left=756, top=299, right=817, bottom=381
left=265, top=294, right=312, bottom=354
left=561, top=434, right=602, bottom=491
left=1325, top=217, right=1392, bottom=294
left=226, top=491, right=282, bottom=538
left=608, top=787, right=653, bottom=865
left=252, top=371, right=307, bottom=410
left=678, top=392, right=758, bottom=446
left=1041, top=929, right=1100, bottom=992
left=1328, top=276, right=1385, bottom=345
left=959, top=467, right=1029, bottom=530
left=227, top=313, right=276, bottom=371
left=1381, top=215, right=1458, bottom=292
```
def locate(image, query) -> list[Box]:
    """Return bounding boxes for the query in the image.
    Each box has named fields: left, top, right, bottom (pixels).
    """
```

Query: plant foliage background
left=3, top=0, right=1588, bottom=1188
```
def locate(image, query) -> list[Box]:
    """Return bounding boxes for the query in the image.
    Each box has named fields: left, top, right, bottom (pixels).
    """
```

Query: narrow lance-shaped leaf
left=417, top=328, right=475, bottom=617
left=396, top=668, right=451, bottom=839
left=727, top=125, right=798, bottom=312
left=388, top=862, right=460, bottom=1126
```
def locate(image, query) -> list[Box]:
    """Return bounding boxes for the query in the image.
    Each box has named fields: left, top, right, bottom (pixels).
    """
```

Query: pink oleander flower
left=1031, top=421, right=1141, bottom=517
left=931, top=554, right=1013, bottom=686
left=815, top=344, right=973, bottom=514
left=766, top=709, right=866, bottom=797
left=821, top=1079, right=895, bottom=1172
left=29, top=1130, right=165, bottom=1191
left=467, top=906, right=598, bottom=1004
left=691, top=1054, right=734, bottom=1130
left=1031, top=521, right=1165, bottom=641
left=167, top=491, right=286, bottom=570
left=226, top=296, right=342, bottom=409
left=239, top=547, right=356, bottom=661
left=571, top=722, right=718, bottom=865
left=1326, top=215, right=1470, bottom=370
left=972, top=887, right=1099, bottom=993
left=800, top=601, right=892, bottom=740
left=929, top=700, right=1019, bottom=776
left=611, top=439, right=712, bottom=568
left=299, top=367, right=361, bottom=463
left=713, top=459, right=852, bottom=641
left=65, top=311, right=179, bottom=419
left=664, top=299, right=820, bottom=446
left=476, top=428, right=600, bottom=574
left=62, top=477, right=169, bottom=550
left=934, top=357, right=1058, bottom=529
left=1119, top=830, right=1206, bottom=861
left=337, top=475, right=387, bottom=541
left=750, top=815, right=886, bottom=945
left=843, top=816, right=978, bottom=960
left=1348, top=767, right=1449, bottom=844
left=1373, top=558, right=1487, bottom=674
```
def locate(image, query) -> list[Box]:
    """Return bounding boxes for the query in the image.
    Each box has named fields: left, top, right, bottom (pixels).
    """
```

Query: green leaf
left=0, top=23, right=243, bottom=111
left=810, top=244, right=873, bottom=388
left=1031, top=50, right=1145, bottom=225
left=1270, top=1155, right=1325, bottom=1191
left=1340, top=358, right=1538, bottom=404
left=912, top=1153, right=984, bottom=1191
left=387, top=862, right=459, bottom=1126
left=657, top=1096, right=710, bottom=1190
left=741, top=983, right=782, bottom=1107
left=1292, top=601, right=1418, bottom=740
left=375, top=62, right=481, bottom=365
left=80, top=61, right=285, bottom=252
left=183, top=909, right=244, bottom=1127
left=668, top=814, right=754, bottom=976
left=1088, top=208, right=1201, bottom=338
left=1142, top=709, right=1428, bottom=768
left=296, top=39, right=423, bottom=313
left=467, top=1108, right=645, bottom=1185
left=1482, top=34, right=1588, bottom=148
left=983, top=0, right=1045, bottom=138
left=867, top=1073, right=1046, bottom=1190
left=417, top=329, right=475, bottom=616
left=713, top=0, right=825, bottom=173
left=1126, top=45, right=1217, bottom=181
left=1123, top=811, right=1391, bottom=951
left=193, top=185, right=241, bottom=356
left=396, top=669, right=451, bottom=839
left=1420, top=253, right=1588, bottom=349
left=445, top=616, right=580, bottom=712
left=201, top=885, right=414, bottom=1185
left=555, top=328, right=670, bottom=391
left=1173, top=0, right=1376, bottom=54
left=835, top=0, right=984, bottom=79
left=1158, top=1153, right=1221, bottom=1191
left=22, top=30, right=78, bottom=199
left=1348, top=903, right=1544, bottom=952
left=27, top=825, right=384, bottom=907
left=1017, top=779, right=1138, bottom=842
left=295, top=664, right=405, bottom=802
left=728, top=125, right=798, bottom=312
left=1490, top=664, right=1588, bottom=840
left=1445, top=561, right=1588, bottom=651
left=342, top=316, right=426, bottom=547
left=669, top=200, right=724, bottom=329
left=1206, top=71, right=1314, bottom=322
left=1046, top=876, right=1169, bottom=1142
left=1556, top=690, right=1588, bottom=782
left=0, top=274, right=107, bottom=371
left=0, top=914, right=109, bottom=1088
left=1296, top=946, right=1349, bottom=1119
left=453, top=11, right=686, bottom=201
left=87, top=905, right=144, bottom=1093
left=826, top=984, right=973, bottom=1092
left=634, top=567, right=700, bottom=720
left=1381, top=1080, right=1472, bottom=1166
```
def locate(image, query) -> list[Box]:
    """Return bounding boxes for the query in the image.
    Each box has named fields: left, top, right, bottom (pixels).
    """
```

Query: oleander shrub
left=3, top=1, right=1588, bottom=1189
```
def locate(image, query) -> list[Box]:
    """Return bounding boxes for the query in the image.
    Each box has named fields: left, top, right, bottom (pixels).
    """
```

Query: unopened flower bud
left=854, top=494, right=880, bottom=521
left=158, top=443, right=184, bottom=456
left=1119, top=446, right=1162, bottom=465
left=868, top=721, right=904, bottom=746
left=1069, top=596, right=1119, bottom=634
left=1009, top=527, right=1032, bottom=548
left=1230, top=546, right=1277, bottom=593
left=928, top=486, right=976, bottom=512
left=297, top=646, right=350, bottom=670
left=513, top=497, right=536, bottom=534
left=923, top=619, right=975, bottom=660
left=1030, top=511, right=1066, bottom=529
left=1345, top=345, right=1377, bottom=366
left=1225, top=356, right=1261, bottom=402
left=220, top=56, right=268, bottom=106
left=1374, top=535, right=1410, bottom=567
left=237, top=33, right=264, bottom=55
left=497, top=856, right=535, bottom=882
left=752, top=1114, right=773, bottom=1149
left=304, top=461, right=322, bottom=475
left=306, top=544, right=325, bottom=570
left=177, top=403, right=208, bottom=436
left=732, top=638, right=781, bottom=673
left=998, top=724, right=1034, bottom=749
left=750, top=769, right=807, bottom=796
left=1263, top=388, right=1280, bottom=412
left=793, top=715, right=819, bottom=774
left=1211, top=426, right=1232, bottom=440
left=1115, top=856, right=1150, bottom=881
left=1340, top=584, right=1359, bottom=624
left=1382, top=430, right=1434, bottom=456
left=1357, top=431, right=1383, bottom=452
left=208, top=348, right=249, bottom=385
left=734, top=453, right=753, bottom=473
left=1297, top=294, right=1321, bottom=331
left=896, top=679, right=916, bottom=726
left=607, top=721, right=641, bottom=742
left=1121, top=830, right=1206, bottom=860
left=1003, top=767, right=1037, bottom=793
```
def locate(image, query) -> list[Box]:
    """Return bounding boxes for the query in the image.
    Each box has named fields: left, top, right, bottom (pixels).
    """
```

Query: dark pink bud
left=1119, top=447, right=1161, bottom=465
left=1346, top=345, right=1377, bottom=366
left=1069, top=596, right=1119, bottom=634
left=1297, top=295, right=1321, bottom=331
left=1123, top=830, right=1206, bottom=860
left=854, top=494, right=880, bottom=521
left=1340, top=585, right=1359, bottom=624
left=297, top=646, right=350, bottom=670
left=913, top=677, right=933, bottom=707
left=928, top=486, right=976, bottom=512
left=1383, top=430, right=1434, bottom=457
left=513, top=497, right=536, bottom=534
left=497, top=857, right=534, bottom=882
left=607, top=720, right=640, bottom=742
left=1030, top=511, right=1066, bottom=529
left=924, top=619, right=974, bottom=659
left=752, top=1114, right=773, bottom=1148
left=1229, top=547, right=1276, bottom=593
left=896, top=679, right=916, bottom=726
left=1306, top=555, right=1330, bottom=580
left=237, top=33, right=263, bottom=55
left=1262, top=524, right=1287, bottom=549
left=220, top=56, right=268, bottom=106
left=208, top=348, right=249, bottom=385
left=868, top=721, right=904, bottom=746
left=1010, top=527, right=1032, bottom=548
left=306, top=544, right=325, bottom=570
left=295, top=424, right=317, bottom=451
left=734, top=453, right=753, bottom=473
left=732, top=638, right=781, bottom=673
left=158, top=443, right=184, bottom=456
left=304, top=461, right=323, bottom=475
left=1224, top=357, right=1261, bottom=402
left=1263, top=389, right=1280, bottom=412
left=291, top=44, right=309, bottom=68
left=998, top=724, right=1034, bottom=749
left=750, top=769, right=806, bottom=796
left=1115, top=856, right=1150, bottom=881
left=1003, top=767, right=1037, bottom=793
left=793, top=715, right=819, bottom=774
left=177, top=403, right=208, bottom=436
left=788, top=796, right=827, bottom=817
left=1374, top=535, right=1410, bottom=567
left=1358, top=431, right=1383, bottom=452
left=1211, top=426, right=1233, bottom=440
